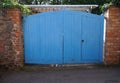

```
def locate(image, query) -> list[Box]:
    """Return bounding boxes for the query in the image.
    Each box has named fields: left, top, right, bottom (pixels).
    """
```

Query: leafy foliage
left=91, top=0, right=120, bottom=14
left=20, top=0, right=51, bottom=5
left=19, top=0, right=33, bottom=4
left=17, top=0, right=120, bottom=6
left=50, top=0, right=61, bottom=5
left=97, top=0, right=120, bottom=14
left=0, top=0, right=30, bottom=15
left=112, top=0, right=120, bottom=7
left=1, top=0, right=119, bottom=15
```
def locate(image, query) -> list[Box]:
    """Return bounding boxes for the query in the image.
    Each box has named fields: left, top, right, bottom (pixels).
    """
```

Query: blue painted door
left=63, top=12, right=82, bottom=64
left=24, top=10, right=104, bottom=64
left=63, top=11, right=104, bottom=64
left=81, top=15, right=104, bottom=63
left=24, top=11, right=63, bottom=64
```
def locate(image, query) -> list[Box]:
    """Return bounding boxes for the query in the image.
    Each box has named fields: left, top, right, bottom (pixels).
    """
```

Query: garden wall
left=105, top=6, right=120, bottom=65
left=0, top=9, right=23, bottom=70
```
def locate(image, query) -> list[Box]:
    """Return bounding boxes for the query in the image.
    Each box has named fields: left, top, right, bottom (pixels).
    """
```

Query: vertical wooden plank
left=81, top=15, right=104, bottom=63
left=99, top=15, right=104, bottom=62
left=63, top=11, right=82, bottom=64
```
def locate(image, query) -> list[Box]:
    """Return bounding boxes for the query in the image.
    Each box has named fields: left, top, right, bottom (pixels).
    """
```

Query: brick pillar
left=105, top=6, right=120, bottom=65
left=6, top=8, right=24, bottom=68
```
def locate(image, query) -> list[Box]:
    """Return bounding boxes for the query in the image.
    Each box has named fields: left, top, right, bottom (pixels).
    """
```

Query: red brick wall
left=7, top=8, right=24, bottom=68
left=105, top=6, right=120, bottom=65
left=0, top=8, right=23, bottom=70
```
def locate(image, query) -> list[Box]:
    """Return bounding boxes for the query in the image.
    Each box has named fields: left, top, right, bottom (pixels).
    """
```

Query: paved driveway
left=0, top=66, right=120, bottom=83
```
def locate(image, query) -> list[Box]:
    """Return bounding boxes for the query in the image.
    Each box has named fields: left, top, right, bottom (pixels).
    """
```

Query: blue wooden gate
left=23, top=10, right=104, bottom=64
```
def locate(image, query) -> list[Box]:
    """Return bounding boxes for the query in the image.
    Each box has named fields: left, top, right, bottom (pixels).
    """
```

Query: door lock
left=81, top=40, right=84, bottom=43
